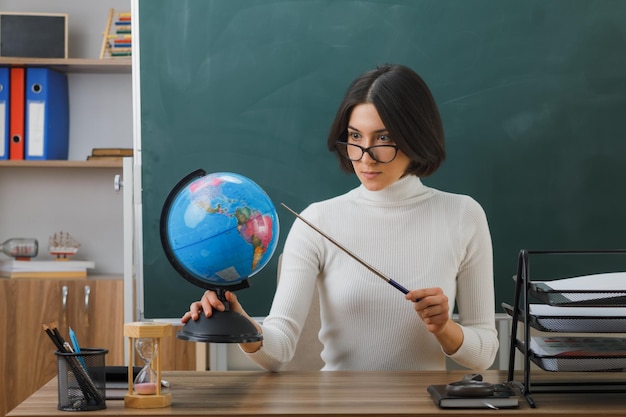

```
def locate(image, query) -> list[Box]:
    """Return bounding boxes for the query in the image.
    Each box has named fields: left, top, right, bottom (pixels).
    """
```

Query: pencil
left=42, top=324, right=64, bottom=351
left=42, top=323, right=105, bottom=405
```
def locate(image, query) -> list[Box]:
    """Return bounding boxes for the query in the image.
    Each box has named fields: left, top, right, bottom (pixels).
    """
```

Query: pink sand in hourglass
left=134, top=382, right=158, bottom=395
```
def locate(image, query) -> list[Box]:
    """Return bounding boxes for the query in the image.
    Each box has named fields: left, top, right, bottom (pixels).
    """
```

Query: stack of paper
left=530, top=336, right=626, bottom=371
left=0, top=259, right=95, bottom=279
left=529, top=304, right=626, bottom=332
left=535, top=272, right=626, bottom=305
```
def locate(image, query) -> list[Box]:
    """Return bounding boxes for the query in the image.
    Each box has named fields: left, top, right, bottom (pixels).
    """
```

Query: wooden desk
left=7, top=370, right=626, bottom=417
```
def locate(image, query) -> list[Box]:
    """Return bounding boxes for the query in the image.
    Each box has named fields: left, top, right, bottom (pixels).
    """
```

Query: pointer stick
left=281, top=203, right=420, bottom=300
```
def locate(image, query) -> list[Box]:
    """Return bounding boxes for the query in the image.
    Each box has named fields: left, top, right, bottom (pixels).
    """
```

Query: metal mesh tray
left=530, top=272, right=626, bottom=307
left=528, top=305, right=626, bottom=333
left=503, top=303, right=626, bottom=332
left=527, top=337, right=626, bottom=372
left=529, top=352, right=626, bottom=372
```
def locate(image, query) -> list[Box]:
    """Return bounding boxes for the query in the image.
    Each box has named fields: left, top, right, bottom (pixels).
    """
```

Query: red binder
left=9, top=67, right=25, bottom=160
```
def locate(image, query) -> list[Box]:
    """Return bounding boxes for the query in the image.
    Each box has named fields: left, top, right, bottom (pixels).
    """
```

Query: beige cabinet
left=0, top=58, right=199, bottom=417
left=0, top=277, right=123, bottom=417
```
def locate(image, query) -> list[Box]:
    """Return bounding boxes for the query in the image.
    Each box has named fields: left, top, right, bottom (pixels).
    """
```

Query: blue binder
left=25, top=68, right=69, bottom=160
left=0, top=67, right=8, bottom=160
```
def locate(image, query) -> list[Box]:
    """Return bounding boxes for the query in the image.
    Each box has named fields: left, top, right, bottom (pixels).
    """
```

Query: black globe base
left=177, top=310, right=263, bottom=343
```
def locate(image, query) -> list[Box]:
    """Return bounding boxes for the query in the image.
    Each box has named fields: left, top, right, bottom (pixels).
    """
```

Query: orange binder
left=9, top=67, right=25, bottom=160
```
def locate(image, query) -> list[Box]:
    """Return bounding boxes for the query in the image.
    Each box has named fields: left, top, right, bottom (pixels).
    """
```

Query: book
left=105, top=366, right=141, bottom=400
left=87, top=155, right=123, bottom=162
left=0, top=259, right=94, bottom=279
left=427, top=384, right=518, bottom=409
left=104, top=366, right=169, bottom=400
left=91, top=147, right=133, bottom=157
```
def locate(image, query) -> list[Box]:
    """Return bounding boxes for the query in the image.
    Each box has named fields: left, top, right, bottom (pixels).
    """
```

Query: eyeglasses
left=335, top=141, right=400, bottom=164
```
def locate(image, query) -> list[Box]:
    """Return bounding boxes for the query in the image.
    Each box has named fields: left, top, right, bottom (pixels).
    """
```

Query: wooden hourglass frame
left=123, top=322, right=172, bottom=408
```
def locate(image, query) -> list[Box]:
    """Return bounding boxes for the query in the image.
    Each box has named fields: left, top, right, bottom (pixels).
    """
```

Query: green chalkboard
left=138, top=0, right=626, bottom=319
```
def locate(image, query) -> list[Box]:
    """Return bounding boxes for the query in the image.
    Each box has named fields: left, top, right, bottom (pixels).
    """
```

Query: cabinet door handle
left=84, top=285, right=91, bottom=313
left=62, top=285, right=69, bottom=312
left=62, top=285, right=69, bottom=326
left=114, top=174, right=123, bottom=191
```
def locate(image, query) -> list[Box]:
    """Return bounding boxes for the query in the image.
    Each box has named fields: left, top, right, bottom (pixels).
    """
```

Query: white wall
left=2, top=0, right=131, bottom=59
left=0, top=0, right=133, bottom=274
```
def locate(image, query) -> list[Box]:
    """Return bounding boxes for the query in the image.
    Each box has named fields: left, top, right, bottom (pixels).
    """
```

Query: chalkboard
left=0, top=13, right=67, bottom=58
left=138, top=0, right=626, bottom=319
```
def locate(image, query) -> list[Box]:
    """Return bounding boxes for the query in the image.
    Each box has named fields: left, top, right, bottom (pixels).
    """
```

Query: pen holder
left=55, top=348, right=108, bottom=411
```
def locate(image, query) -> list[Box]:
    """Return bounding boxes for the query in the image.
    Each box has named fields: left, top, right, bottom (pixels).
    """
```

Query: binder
left=0, top=67, right=8, bottom=159
left=25, top=67, right=69, bottom=160
left=9, top=66, right=24, bottom=160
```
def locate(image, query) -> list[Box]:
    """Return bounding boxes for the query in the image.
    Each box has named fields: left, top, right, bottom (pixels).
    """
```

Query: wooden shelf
left=0, top=57, right=131, bottom=73
left=0, top=59, right=131, bottom=167
left=0, top=274, right=124, bottom=281
left=0, top=160, right=123, bottom=168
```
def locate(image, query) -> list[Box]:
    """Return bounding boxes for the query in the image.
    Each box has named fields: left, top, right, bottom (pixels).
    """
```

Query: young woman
left=182, top=64, right=498, bottom=371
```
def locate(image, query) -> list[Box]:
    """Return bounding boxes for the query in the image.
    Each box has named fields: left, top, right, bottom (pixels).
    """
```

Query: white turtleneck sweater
left=245, top=175, right=498, bottom=371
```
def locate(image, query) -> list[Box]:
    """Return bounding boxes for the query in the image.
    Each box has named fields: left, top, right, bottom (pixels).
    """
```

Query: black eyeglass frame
left=335, top=141, right=400, bottom=164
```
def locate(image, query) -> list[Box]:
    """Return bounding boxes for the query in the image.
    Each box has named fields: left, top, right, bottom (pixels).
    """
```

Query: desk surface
left=7, top=370, right=626, bottom=417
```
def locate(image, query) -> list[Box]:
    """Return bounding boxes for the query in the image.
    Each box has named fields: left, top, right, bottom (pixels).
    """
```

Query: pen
left=69, top=327, right=87, bottom=369
left=43, top=323, right=104, bottom=405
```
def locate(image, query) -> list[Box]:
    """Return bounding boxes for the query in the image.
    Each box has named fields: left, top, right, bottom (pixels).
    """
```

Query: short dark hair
left=327, top=64, right=445, bottom=177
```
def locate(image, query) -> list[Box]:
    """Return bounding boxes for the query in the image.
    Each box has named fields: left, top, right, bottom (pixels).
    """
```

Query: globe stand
left=160, top=170, right=278, bottom=344
left=176, top=288, right=263, bottom=343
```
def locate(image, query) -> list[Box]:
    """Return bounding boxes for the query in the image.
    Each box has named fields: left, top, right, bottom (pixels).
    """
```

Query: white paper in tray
left=530, top=304, right=626, bottom=317
left=538, top=272, right=626, bottom=290
left=536, top=272, right=626, bottom=303
left=530, top=337, right=626, bottom=371
left=532, top=355, right=626, bottom=372
left=529, top=304, right=626, bottom=332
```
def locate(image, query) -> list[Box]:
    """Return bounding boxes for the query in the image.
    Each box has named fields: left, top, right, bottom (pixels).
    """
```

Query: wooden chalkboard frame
left=136, top=0, right=626, bottom=319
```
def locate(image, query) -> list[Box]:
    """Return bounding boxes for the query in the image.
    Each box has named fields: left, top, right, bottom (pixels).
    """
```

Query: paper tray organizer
left=530, top=281, right=626, bottom=307
left=506, top=337, right=626, bottom=372
left=528, top=351, right=626, bottom=372
left=502, top=303, right=626, bottom=333
left=504, top=249, right=626, bottom=407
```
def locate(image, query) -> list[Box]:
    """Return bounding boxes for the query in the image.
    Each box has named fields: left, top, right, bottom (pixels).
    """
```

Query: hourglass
left=123, top=322, right=172, bottom=408
left=134, top=338, right=158, bottom=394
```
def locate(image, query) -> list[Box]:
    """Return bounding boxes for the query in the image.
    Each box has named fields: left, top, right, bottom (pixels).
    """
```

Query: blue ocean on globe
left=165, top=172, right=279, bottom=286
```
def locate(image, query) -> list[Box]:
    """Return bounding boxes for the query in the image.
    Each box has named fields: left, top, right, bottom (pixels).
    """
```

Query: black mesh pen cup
left=55, top=348, right=108, bottom=411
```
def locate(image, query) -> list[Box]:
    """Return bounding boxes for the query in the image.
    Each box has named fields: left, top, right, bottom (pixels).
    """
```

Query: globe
left=161, top=171, right=280, bottom=290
